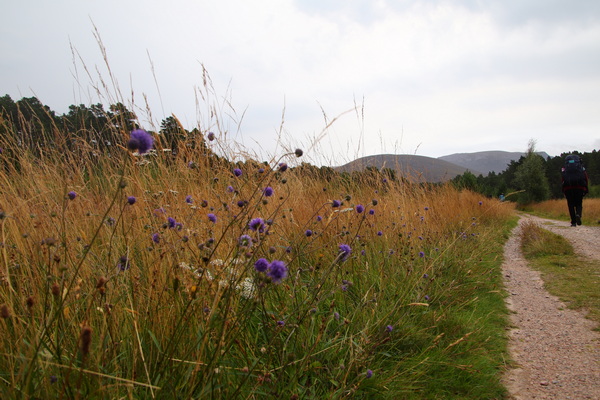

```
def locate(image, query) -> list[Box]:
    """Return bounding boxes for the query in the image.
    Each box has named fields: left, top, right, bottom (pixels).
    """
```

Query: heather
left=0, top=96, right=515, bottom=399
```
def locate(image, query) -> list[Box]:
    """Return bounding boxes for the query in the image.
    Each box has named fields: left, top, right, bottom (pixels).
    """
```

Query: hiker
left=561, top=154, right=589, bottom=226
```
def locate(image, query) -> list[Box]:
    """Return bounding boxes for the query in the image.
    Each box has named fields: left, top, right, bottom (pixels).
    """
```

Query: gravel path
left=502, top=215, right=600, bottom=400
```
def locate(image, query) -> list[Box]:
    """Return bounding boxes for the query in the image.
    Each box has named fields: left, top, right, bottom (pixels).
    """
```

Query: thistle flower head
left=128, top=129, right=154, bottom=154
left=254, top=258, right=269, bottom=272
left=67, top=191, right=77, bottom=200
left=267, top=260, right=288, bottom=283
left=239, top=234, right=253, bottom=247
left=338, top=244, right=352, bottom=262
left=248, top=217, right=265, bottom=232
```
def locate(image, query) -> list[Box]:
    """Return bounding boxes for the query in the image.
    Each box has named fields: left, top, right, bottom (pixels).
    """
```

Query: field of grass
left=520, top=197, right=600, bottom=226
left=520, top=221, right=600, bottom=327
left=0, top=96, right=518, bottom=398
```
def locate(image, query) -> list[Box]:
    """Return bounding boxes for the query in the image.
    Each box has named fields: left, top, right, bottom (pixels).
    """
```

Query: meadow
left=0, top=101, right=516, bottom=399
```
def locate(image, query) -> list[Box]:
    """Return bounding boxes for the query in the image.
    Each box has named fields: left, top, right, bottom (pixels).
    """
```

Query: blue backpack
left=562, top=155, right=586, bottom=187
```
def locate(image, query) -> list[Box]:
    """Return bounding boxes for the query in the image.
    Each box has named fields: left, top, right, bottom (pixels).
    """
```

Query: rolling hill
left=335, top=154, right=481, bottom=183
left=439, top=151, right=550, bottom=174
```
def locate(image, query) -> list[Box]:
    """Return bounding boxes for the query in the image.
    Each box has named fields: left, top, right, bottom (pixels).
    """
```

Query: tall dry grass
left=0, top=56, right=516, bottom=397
left=0, top=122, right=515, bottom=398
left=522, top=197, right=600, bottom=225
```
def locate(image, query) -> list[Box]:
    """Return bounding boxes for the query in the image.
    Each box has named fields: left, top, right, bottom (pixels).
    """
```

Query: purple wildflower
left=263, top=187, right=274, bottom=197
left=128, top=129, right=154, bottom=154
left=316, top=215, right=322, bottom=222
left=377, top=231, right=383, bottom=236
left=338, top=244, right=352, bottom=262
left=127, top=196, right=136, bottom=205
left=248, top=217, right=265, bottom=232
left=167, top=217, right=177, bottom=228
left=67, top=191, right=77, bottom=200
left=267, top=260, right=288, bottom=283
left=185, top=195, right=193, bottom=204
left=305, top=229, right=313, bottom=237
left=239, top=234, right=253, bottom=247
left=278, top=162, right=288, bottom=172
left=332, top=200, right=341, bottom=208
left=369, top=209, right=375, bottom=215
left=117, top=255, right=130, bottom=271
left=366, top=370, right=373, bottom=378
left=277, top=320, right=285, bottom=326
left=208, top=213, right=217, bottom=223
left=152, top=233, right=160, bottom=244
left=233, top=168, right=243, bottom=177
left=419, top=251, right=425, bottom=258
left=207, top=132, right=215, bottom=141
left=254, top=258, right=269, bottom=273
left=227, top=186, right=234, bottom=193
left=386, top=325, right=393, bottom=332
left=355, top=204, right=364, bottom=213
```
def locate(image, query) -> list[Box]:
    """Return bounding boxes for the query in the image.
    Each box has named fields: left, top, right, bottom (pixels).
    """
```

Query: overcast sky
left=2, top=0, right=600, bottom=165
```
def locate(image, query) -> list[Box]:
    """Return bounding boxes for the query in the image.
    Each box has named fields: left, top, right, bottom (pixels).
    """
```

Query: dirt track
left=502, top=215, right=600, bottom=399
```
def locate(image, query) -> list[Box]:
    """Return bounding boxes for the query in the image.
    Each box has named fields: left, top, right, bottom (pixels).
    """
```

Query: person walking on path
left=561, top=154, right=589, bottom=226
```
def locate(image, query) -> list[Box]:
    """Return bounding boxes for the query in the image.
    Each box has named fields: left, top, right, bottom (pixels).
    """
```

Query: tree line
left=1, top=95, right=597, bottom=205
left=451, top=142, right=599, bottom=204
left=0, top=94, right=211, bottom=162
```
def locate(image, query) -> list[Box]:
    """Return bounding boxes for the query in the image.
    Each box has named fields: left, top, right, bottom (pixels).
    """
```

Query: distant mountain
left=438, top=151, right=550, bottom=175
left=335, top=154, right=480, bottom=183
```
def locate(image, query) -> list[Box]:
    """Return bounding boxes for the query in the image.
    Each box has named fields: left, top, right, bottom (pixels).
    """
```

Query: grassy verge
left=520, top=221, right=600, bottom=327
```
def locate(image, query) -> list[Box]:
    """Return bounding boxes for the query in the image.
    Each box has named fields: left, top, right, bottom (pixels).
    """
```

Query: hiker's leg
left=574, top=190, right=584, bottom=224
left=565, top=191, right=577, bottom=225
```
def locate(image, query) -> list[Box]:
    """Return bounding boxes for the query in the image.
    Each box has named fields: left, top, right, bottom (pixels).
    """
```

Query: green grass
left=520, top=221, right=600, bottom=327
